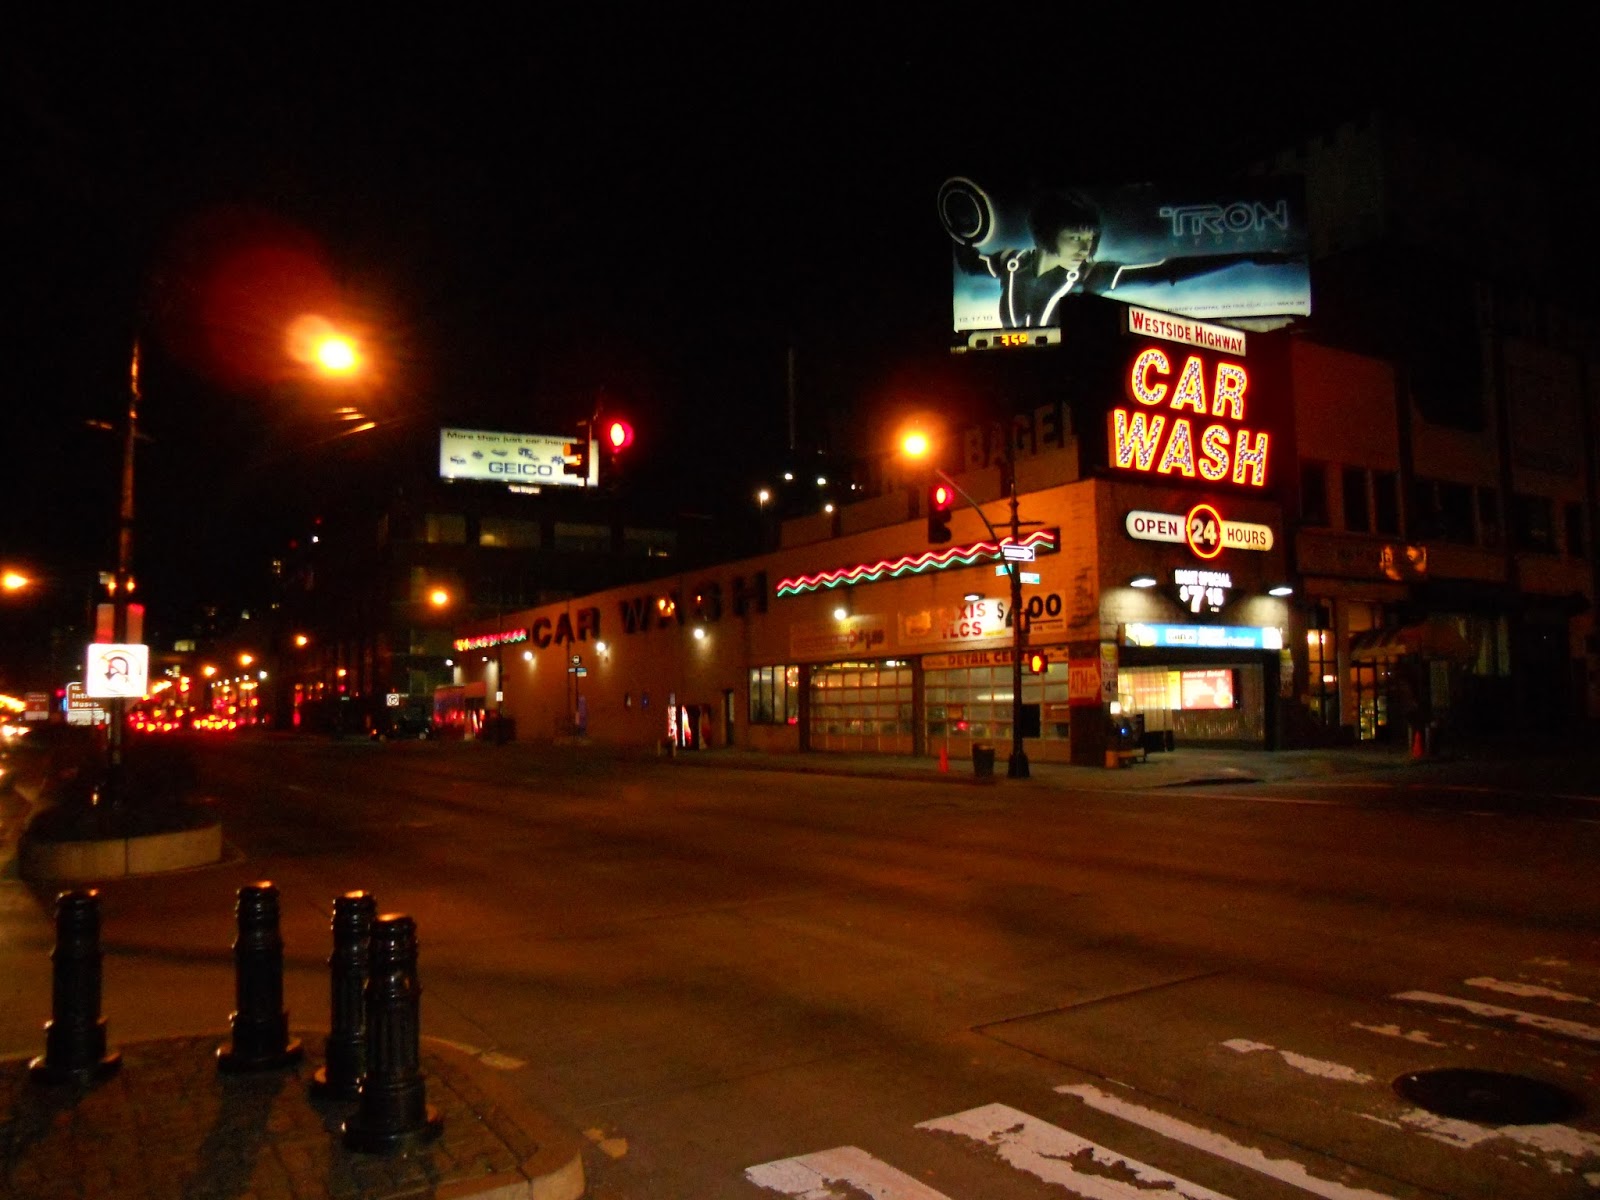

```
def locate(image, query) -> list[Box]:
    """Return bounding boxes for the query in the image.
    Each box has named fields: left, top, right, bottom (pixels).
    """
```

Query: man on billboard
left=939, top=176, right=1310, bottom=337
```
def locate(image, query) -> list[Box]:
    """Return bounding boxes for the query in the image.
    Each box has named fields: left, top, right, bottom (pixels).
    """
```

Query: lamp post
left=904, top=428, right=1032, bottom=779
left=102, top=342, right=142, bottom=800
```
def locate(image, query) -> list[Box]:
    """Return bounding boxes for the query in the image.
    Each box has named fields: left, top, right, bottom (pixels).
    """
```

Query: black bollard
left=311, top=890, right=376, bottom=1100
left=343, top=914, right=442, bottom=1153
left=217, top=881, right=304, bottom=1072
left=30, top=889, right=121, bottom=1086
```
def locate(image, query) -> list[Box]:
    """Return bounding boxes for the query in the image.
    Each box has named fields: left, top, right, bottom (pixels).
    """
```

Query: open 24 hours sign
left=1125, top=504, right=1273, bottom=560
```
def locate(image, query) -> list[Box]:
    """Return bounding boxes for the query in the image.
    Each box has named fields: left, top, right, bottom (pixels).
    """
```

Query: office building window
left=1300, top=461, right=1329, bottom=526
left=1512, top=494, right=1557, bottom=553
left=1478, top=488, right=1502, bottom=548
left=1341, top=466, right=1370, bottom=532
left=552, top=522, right=612, bottom=553
left=1564, top=501, right=1586, bottom=558
left=622, top=528, right=676, bottom=558
left=1410, top=479, right=1476, bottom=544
left=423, top=513, right=467, bottom=544
left=1438, top=482, right=1475, bottom=544
left=1372, top=471, right=1400, bottom=535
left=479, top=517, right=540, bottom=549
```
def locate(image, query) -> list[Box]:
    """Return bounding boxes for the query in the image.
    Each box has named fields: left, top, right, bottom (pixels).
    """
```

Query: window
left=622, top=528, right=676, bottom=558
left=1410, top=479, right=1476, bottom=544
left=479, top=517, right=540, bottom=549
left=423, top=513, right=467, bottom=544
left=1564, top=501, right=1586, bottom=558
left=1512, top=494, right=1556, bottom=553
left=1341, top=467, right=1369, bottom=532
left=1300, top=461, right=1329, bottom=526
left=1477, top=488, right=1502, bottom=548
left=748, top=665, right=800, bottom=725
left=1438, top=482, right=1474, bottom=544
left=552, top=522, right=612, bottom=553
left=1372, top=471, right=1400, bottom=535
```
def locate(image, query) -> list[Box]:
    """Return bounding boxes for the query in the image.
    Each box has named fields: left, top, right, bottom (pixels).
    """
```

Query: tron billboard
left=939, top=175, right=1310, bottom=352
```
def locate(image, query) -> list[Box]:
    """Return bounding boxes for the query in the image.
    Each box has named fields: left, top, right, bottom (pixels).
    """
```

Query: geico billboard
left=438, top=427, right=597, bottom=487
left=938, top=175, right=1310, bottom=349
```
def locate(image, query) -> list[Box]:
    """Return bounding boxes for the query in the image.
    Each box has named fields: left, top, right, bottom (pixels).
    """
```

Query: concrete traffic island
left=18, top=798, right=223, bottom=882
left=8, top=731, right=223, bottom=882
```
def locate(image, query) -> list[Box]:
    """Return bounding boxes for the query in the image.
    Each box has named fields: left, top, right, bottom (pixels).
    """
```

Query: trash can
left=971, top=744, right=996, bottom=778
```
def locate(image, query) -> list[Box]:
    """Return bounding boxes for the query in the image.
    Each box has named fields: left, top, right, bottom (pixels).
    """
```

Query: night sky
left=2, top=19, right=1588, bottom=655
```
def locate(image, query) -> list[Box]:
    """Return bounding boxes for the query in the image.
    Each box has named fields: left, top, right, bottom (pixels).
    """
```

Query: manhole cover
left=1393, top=1068, right=1581, bottom=1124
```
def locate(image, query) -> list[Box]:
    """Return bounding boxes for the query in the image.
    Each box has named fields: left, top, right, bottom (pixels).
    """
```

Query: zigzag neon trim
left=775, top=529, right=1058, bottom=596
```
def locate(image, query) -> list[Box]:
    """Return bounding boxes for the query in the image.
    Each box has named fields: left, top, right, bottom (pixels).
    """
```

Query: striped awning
left=1348, top=619, right=1470, bottom=663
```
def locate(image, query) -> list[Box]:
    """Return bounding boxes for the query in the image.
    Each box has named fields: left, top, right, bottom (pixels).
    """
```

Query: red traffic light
left=927, top=482, right=954, bottom=544
left=604, top=418, right=634, bottom=452
left=1027, top=651, right=1049, bottom=675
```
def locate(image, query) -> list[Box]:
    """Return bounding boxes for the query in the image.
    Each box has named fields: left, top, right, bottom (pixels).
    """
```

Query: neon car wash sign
left=1108, top=344, right=1271, bottom=488
left=1125, top=507, right=1274, bottom=557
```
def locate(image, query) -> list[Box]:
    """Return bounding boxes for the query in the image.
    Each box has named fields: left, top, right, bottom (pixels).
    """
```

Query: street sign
left=994, top=566, right=1042, bottom=584
left=86, top=643, right=149, bottom=698
left=65, top=682, right=108, bottom=726
left=1000, top=543, right=1036, bottom=562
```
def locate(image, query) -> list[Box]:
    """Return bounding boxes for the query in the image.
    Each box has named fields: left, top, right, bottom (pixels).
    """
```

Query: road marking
left=1392, top=991, right=1600, bottom=1043
left=1220, top=1038, right=1374, bottom=1083
left=746, top=1145, right=953, bottom=1198
left=921, top=1102, right=1235, bottom=1199
left=1465, top=976, right=1594, bottom=1005
left=1350, top=1022, right=1446, bottom=1046
left=1054, top=1085, right=1403, bottom=1200
left=1360, top=1108, right=1600, bottom=1158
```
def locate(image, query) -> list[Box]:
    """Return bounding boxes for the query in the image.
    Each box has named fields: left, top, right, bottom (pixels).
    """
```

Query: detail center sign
left=1126, top=506, right=1273, bottom=559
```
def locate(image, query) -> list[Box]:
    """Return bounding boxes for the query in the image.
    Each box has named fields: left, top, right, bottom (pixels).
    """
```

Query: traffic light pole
left=932, top=461, right=1029, bottom=780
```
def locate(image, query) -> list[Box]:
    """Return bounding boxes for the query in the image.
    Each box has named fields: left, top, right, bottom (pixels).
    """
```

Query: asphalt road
left=4, top=736, right=1599, bottom=1198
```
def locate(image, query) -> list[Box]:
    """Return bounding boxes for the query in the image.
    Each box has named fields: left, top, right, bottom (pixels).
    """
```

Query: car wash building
left=448, top=298, right=1298, bottom=762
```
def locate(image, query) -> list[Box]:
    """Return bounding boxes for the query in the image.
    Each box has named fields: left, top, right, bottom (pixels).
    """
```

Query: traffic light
left=563, top=438, right=590, bottom=479
left=603, top=417, right=634, bottom=453
left=1027, top=650, right=1050, bottom=675
left=927, top=482, right=954, bottom=543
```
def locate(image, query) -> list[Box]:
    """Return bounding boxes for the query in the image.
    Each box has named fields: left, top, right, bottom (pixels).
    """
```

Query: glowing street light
left=2, top=571, right=30, bottom=593
left=428, top=587, right=451, bottom=609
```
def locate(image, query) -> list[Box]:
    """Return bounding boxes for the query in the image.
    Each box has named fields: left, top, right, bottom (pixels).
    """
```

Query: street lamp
left=902, top=427, right=1033, bottom=779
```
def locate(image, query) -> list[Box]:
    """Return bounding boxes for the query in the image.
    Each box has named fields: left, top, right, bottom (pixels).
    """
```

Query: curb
left=19, top=819, right=224, bottom=882
left=423, top=1037, right=586, bottom=1199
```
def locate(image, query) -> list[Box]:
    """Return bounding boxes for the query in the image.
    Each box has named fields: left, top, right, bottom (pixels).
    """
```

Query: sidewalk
left=661, top=740, right=1418, bottom=790
left=0, top=1034, right=584, bottom=1200
left=0, top=772, right=583, bottom=1200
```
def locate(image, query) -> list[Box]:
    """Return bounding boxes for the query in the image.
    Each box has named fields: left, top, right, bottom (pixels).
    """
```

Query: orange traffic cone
left=938, top=745, right=949, bottom=773
left=1410, top=729, right=1425, bottom=760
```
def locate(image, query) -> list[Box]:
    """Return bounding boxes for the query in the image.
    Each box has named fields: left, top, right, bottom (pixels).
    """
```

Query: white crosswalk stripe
left=919, top=1102, right=1239, bottom=1199
left=1053, top=1086, right=1402, bottom=1200
left=1393, top=989, right=1600, bottom=1043
left=745, top=1144, right=954, bottom=1199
